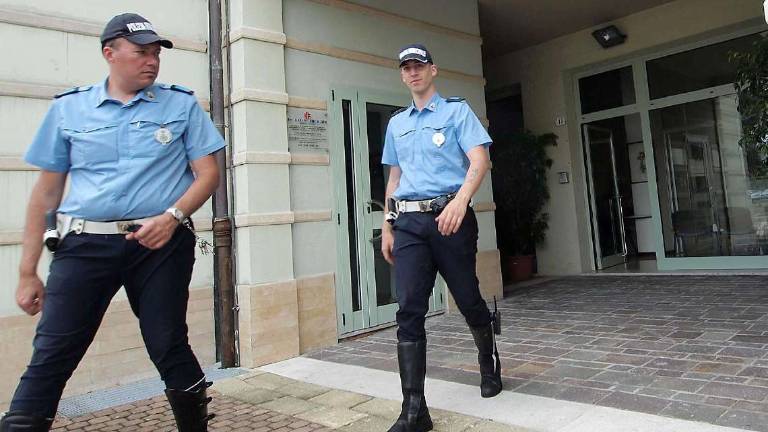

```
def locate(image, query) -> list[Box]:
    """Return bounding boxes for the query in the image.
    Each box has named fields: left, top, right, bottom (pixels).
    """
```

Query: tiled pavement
left=305, top=276, right=768, bottom=432
left=50, top=371, right=523, bottom=431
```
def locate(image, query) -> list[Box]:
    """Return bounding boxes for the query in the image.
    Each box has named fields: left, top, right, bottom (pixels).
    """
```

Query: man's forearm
left=19, top=175, right=66, bottom=275
left=455, top=158, right=489, bottom=206
left=172, top=174, right=219, bottom=219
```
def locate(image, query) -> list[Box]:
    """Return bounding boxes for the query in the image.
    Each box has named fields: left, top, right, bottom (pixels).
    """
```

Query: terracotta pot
left=502, top=254, right=534, bottom=282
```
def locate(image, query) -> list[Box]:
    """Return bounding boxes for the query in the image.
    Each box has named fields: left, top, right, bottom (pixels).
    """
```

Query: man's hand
left=17, top=273, right=45, bottom=315
left=435, top=197, right=468, bottom=236
left=125, top=213, right=179, bottom=249
left=381, top=223, right=395, bottom=265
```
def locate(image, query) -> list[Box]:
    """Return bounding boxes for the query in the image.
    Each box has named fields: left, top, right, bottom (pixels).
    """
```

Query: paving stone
left=351, top=398, right=403, bottom=418
left=737, top=367, right=768, bottom=379
left=716, top=409, right=768, bottom=432
left=308, top=390, right=372, bottom=409
left=259, top=396, right=323, bottom=416
left=644, top=357, right=698, bottom=372
left=660, top=401, right=727, bottom=423
left=542, top=365, right=601, bottom=379
left=337, top=415, right=394, bottom=431
left=295, top=406, right=367, bottom=429
left=698, top=382, right=768, bottom=401
left=281, top=382, right=334, bottom=400
left=599, top=391, right=670, bottom=415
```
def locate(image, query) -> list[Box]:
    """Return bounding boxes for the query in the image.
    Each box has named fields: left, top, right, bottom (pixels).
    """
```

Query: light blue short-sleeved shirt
left=24, top=78, right=225, bottom=221
left=382, top=93, right=491, bottom=200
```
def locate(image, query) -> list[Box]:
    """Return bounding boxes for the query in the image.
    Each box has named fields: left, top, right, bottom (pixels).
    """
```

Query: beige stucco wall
left=0, top=0, right=216, bottom=410
left=485, top=0, right=764, bottom=275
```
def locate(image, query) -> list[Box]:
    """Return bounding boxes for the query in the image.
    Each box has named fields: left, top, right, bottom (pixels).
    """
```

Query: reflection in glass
left=647, top=33, right=761, bottom=100
left=579, top=66, right=636, bottom=114
left=583, top=114, right=646, bottom=268
left=651, top=95, right=767, bottom=257
left=366, top=103, right=401, bottom=307
left=342, top=99, right=361, bottom=311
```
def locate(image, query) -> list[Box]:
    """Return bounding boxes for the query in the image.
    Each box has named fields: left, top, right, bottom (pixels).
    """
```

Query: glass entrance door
left=331, top=88, right=445, bottom=336
left=650, top=95, right=767, bottom=262
left=583, top=124, right=629, bottom=269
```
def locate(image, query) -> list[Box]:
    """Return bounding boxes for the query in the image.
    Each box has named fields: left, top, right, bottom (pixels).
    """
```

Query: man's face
left=400, top=60, right=437, bottom=94
left=103, top=38, right=161, bottom=91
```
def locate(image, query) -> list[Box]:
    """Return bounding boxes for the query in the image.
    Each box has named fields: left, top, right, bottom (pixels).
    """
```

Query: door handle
left=367, top=199, right=386, bottom=212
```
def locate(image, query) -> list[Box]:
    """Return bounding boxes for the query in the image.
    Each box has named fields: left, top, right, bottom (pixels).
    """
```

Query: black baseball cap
left=100, top=13, right=173, bottom=48
left=398, top=43, right=433, bottom=67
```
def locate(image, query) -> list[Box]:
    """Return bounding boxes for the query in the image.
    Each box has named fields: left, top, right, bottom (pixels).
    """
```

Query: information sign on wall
left=287, top=108, right=328, bottom=153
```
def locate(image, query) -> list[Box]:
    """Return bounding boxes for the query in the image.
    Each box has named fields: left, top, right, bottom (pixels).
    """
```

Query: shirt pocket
left=62, top=124, right=119, bottom=166
left=393, top=128, right=417, bottom=164
left=128, top=115, right=187, bottom=159
left=422, top=122, right=457, bottom=170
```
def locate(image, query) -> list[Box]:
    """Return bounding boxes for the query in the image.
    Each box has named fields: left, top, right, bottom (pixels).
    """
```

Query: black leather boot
left=164, top=381, right=215, bottom=432
left=0, top=411, right=54, bottom=431
left=387, top=340, right=433, bottom=432
left=470, top=322, right=503, bottom=398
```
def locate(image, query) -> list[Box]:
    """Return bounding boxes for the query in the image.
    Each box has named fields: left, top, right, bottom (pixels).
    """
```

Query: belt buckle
left=418, top=200, right=430, bottom=212
left=116, top=221, right=135, bottom=234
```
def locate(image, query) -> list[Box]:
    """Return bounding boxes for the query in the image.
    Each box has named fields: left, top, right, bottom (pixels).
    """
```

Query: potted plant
left=490, top=130, right=556, bottom=282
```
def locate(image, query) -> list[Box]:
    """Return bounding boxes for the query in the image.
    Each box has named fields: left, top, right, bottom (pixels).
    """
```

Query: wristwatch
left=165, top=207, right=184, bottom=223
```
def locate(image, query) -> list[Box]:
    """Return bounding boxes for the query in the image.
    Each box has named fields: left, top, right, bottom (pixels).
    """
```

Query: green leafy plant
left=491, top=131, right=556, bottom=256
left=731, top=34, right=768, bottom=178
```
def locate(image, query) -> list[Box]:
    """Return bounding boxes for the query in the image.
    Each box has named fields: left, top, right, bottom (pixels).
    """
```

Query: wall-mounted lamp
left=592, top=25, right=626, bottom=48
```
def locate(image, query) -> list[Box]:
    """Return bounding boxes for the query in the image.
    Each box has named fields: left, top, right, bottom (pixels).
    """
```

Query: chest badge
left=154, top=126, right=173, bottom=145
left=432, top=132, right=446, bottom=147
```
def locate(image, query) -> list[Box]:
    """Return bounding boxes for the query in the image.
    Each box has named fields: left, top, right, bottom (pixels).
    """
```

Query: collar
left=407, top=92, right=442, bottom=116
left=95, top=78, right=159, bottom=107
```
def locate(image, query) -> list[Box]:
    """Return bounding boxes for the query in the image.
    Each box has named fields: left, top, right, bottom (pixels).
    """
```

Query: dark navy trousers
left=10, top=226, right=204, bottom=417
left=392, top=207, right=492, bottom=342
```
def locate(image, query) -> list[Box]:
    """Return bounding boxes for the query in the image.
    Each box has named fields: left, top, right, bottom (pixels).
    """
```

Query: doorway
left=329, top=88, right=446, bottom=336
left=583, top=113, right=654, bottom=270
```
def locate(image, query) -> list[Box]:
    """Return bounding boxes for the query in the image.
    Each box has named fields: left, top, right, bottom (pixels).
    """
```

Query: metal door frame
left=329, top=86, right=446, bottom=337
left=582, top=124, right=628, bottom=269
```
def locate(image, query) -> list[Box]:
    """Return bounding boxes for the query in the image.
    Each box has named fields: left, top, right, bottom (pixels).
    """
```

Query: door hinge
left=440, top=293, right=443, bottom=303
left=331, top=90, right=335, bottom=101
left=342, top=313, right=346, bottom=326
left=337, top=213, right=341, bottom=225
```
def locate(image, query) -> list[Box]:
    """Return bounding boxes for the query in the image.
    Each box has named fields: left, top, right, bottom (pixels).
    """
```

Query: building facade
left=0, top=0, right=765, bottom=410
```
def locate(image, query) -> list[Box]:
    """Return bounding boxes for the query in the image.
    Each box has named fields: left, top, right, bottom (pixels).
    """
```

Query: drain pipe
left=209, top=0, right=237, bottom=367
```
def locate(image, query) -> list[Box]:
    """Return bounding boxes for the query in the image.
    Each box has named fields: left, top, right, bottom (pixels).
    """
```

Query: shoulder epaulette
left=161, top=84, right=194, bottom=95
left=390, top=106, right=407, bottom=118
left=446, top=96, right=465, bottom=103
left=54, top=86, right=92, bottom=99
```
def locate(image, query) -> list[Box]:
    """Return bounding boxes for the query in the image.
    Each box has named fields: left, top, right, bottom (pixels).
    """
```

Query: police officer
left=0, top=13, right=224, bottom=432
left=381, top=44, right=503, bottom=432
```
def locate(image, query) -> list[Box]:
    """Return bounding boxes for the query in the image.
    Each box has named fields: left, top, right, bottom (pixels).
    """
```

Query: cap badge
left=432, top=132, right=445, bottom=147
left=155, top=126, right=173, bottom=145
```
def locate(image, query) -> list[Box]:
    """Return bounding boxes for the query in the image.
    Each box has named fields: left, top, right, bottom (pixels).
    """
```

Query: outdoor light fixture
left=592, top=25, right=626, bottom=48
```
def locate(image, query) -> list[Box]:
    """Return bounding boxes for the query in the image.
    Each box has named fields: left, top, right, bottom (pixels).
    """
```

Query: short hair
left=101, top=38, right=122, bottom=50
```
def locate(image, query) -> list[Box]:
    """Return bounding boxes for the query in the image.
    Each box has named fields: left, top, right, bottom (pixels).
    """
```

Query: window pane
left=647, top=33, right=761, bottom=100
left=578, top=66, right=636, bottom=114
left=650, top=95, right=768, bottom=257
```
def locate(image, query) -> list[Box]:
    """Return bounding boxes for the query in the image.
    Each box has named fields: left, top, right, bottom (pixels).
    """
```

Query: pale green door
left=331, top=87, right=446, bottom=336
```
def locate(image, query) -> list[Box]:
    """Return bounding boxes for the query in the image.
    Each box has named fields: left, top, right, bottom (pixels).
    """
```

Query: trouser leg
left=8, top=234, right=122, bottom=420
left=388, top=214, right=436, bottom=432
left=430, top=208, right=502, bottom=397
left=124, top=227, right=210, bottom=431
left=393, top=214, right=438, bottom=342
